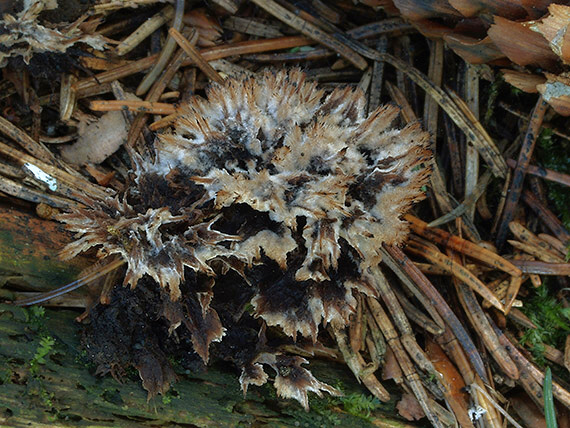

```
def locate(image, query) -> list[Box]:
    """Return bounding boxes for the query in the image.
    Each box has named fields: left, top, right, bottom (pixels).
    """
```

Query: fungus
left=60, top=69, right=431, bottom=408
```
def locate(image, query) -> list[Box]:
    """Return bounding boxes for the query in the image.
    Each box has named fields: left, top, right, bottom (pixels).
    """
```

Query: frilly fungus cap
left=59, top=69, right=431, bottom=408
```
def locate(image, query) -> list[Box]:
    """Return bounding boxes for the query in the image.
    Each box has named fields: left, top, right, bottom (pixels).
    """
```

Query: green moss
left=161, top=388, right=180, bottom=405
left=483, top=75, right=503, bottom=126
left=520, top=284, right=570, bottom=366
left=29, top=336, right=55, bottom=375
left=336, top=392, right=384, bottom=420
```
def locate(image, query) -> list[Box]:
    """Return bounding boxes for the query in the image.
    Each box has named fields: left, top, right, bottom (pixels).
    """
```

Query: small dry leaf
left=396, top=392, right=425, bottom=421
left=501, top=69, right=546, bottom=93
left=488, top=16, right=559, bottom=69
left=535, top=4, right=570, bottom=64
left=392, top=0, right=461, bottom=20
left=448, top=0, right=527, bottom=19
left=183, top=9, right=222, bottom=47
left=135, top=349, right=177, bottom=400
left=381, top=346, right=402, bottom=382
left=443, top=34, right=505, bottom=64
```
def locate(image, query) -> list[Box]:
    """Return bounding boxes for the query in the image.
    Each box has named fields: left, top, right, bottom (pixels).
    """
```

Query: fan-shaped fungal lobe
left=61, top=69, right=431, bottom=407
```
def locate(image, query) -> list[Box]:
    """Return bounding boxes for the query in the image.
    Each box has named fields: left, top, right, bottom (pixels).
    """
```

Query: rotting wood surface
left=0, top=305, right=413, bottom=427
left=0, top=206, right=90, bottom=296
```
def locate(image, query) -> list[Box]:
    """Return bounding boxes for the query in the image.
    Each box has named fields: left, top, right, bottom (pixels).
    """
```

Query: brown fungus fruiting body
left=61, top=70, right=431, bottom=408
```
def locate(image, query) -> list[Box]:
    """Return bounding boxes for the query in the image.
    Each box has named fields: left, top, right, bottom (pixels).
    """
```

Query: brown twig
left=169, top=27, right=224, bottom=84
left=12, top=258, right=125, bottom=306
left=491, top=319, right=570, bottom=409
left=448, top=250, right=519, bottom=380
left=383, top=244, right=489, bottom=383
left=0, top=115, right=57, bottom=166
left=496, top=97, right=548, bottom=248
left=90, top=100, right=177, bottom=115
left=0, top=140, right=109, bottom=201
left=0, top=174, right=80, bottom=210
left=507, top=158, right=570, bottom=187
left=136, top=0, right=185, bottom=95
left=406, top=214, right=522, bottom=277
left=407, top=236, right=505, bottom=312
left=330, top=324, right=391, bottom=402
left=366, top=296, right=443, bottom=428
left=522, top=190, right=570, bottom=244
left=510, top=260, right=570, bottom=275
left=250, top=0, right=367, bottom=70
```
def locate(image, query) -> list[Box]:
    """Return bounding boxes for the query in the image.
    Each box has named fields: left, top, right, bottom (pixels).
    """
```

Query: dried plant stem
left=379, top=246, right=446, bottom=330
left=13, top=258, right=125, bottom=307
left=364, top=50, right=507, bottom=177
left=247, top=20, right=411, bottom=63
left=330, top=324, right=390, bottom=401
left=40, top=134, right=78, bottom=144
left=428, top=170, right=492, bottom=227
left=435, top=329, right=502, bottom=428
left=384, top=244, right=488, bottom=383
left=406, top=214, right=522, bottom=277
left=149, top=112, right=178, bottom=131
left=443, top=115, right=463, bottom=195
left=425, top=339, right=474, bottom=428
left=250, top=0, right=367, bottom=70
left=423, top=39, right=447, bottom=207
left=508, top=240, right=564, bottom=263
left=407, top=236, right=504, bottom=312
left=491, top=320, right=570, bottom=409
left=508, top=308, right=537, bottom=329
left=385, top=81, right=416, bottom=124
left=367, top=36, right=387, bottom=114
left=349, top=293, right=363, bottom=353
left=366, top=296, right=443, bottom=428
left=116, top=5, right=174, bottom=56
left=464, top=64, right=480, bottom=209
left=90, top=100, right=177, bottom=115
left=468, top=383, right=524, bottom=428
left=509, top=221, right=564, bottom=259
left=128, top=31, right=195, bottom=150
left=369, top=267, right=436, bottom=373
left=365, top=308, right=386, bottom=364
left=448, top=251, right=519, bottom=379
left=0, top=175, right=79, bottom=209
left=74, top=36, right=310, bottom=96
left=510, top=260, right=570, bottom=275
left=503, top=274, right=523, bottom=314
left=522, top=190, right=570, bottom=244
left=392, top=287, right=443, bottom=335
left=74, top=55, right=159, bottom=95
left=0, top=115, right=56, bottom=165
left=169, top=28, right=224, bottom=84
left=59, top=73, right=77, bottom=122
left=538, top=233, right=567, bottom=256
left=199, top=36, right=311, bottom=61
left=496, top=97, right=548, bottom=247
left=507, top=158, right=570, bottom=187
left=500, top=101, right=570, bottom=141
left=0, top=140, right=109, bottom=200
left=136, top=0, right=185, bottom=95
